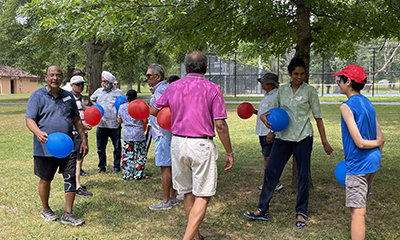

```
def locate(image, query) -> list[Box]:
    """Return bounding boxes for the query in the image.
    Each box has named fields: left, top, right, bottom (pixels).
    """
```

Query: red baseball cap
left=332, top=65, right=367, bottom=84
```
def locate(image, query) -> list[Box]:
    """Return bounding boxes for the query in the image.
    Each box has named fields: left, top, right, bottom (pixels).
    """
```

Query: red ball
left=128, top=99, right=150, bottom=120
left=84, top=107, right=102, bottom=126
left=157, top=106, right=171, bottom=130
left=237, top=102, right=254, bottom=119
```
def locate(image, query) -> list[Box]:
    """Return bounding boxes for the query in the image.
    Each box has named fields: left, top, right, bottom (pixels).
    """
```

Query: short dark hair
left=184, top=51, right=207, bottom=74
left=72, top=69, right=85, bottom=77
left=288, top=57, right=306, bottom=74
left=126, top=89, right=138, bottom=102
left=168, top=75, right=180, bottom=84
left=350, top=80, right=365, bottom=92
left=339, top=75, right=365, bottom=92
left=148, top=63, right=165, bottom=80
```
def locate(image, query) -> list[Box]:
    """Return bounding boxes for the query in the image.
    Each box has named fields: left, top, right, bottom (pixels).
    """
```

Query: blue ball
left=92, top=104, right=104, bottom=117
left=115, top=96, right=128, bottom=112
left=45, top=132, right=74, bottom=158
left=266, top=107, right=289, bottom=132
left=335, top=160, right=346, bottom=187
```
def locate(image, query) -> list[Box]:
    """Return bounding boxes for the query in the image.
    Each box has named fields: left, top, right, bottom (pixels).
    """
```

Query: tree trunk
left=295, top=0, right=312, bottom=84
left=66, top=53, right=76, bottom=85
left=292, top=0, right=313, bottom=188
left=86, top=36, right=109, bottom=102
left=127, top=66, right=133, bottom=91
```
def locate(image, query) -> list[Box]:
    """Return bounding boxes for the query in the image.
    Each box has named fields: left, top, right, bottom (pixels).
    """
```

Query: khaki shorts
left=346, top=171, right=377, bottom=208
left=171, top=136, right=218, bottom=197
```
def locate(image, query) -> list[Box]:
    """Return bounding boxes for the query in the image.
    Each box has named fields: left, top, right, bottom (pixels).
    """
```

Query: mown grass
left=0, top=96, right=399, bottom=239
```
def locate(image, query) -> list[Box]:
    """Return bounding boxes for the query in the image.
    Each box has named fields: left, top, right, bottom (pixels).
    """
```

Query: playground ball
left=92, top=104, right=104, bottom=117
left=237, top=102, right=254, bottom=119
left=157, top=106, right=171, bottom=130
left=335, top=160, right=346, bottom=187
left=115, top=96, right=128, bottom=112
left=128, top=99, right=150, bottom=120
left=84, top=107, right=102, bottom=126
left=266, top=107, right=289, bottom=132
left=45, top=132, right=73, bottom=158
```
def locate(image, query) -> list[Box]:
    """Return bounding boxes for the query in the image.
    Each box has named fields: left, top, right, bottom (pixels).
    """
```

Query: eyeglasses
left=48, top=74, right=62, bottom=79
left=74, top=83, right=84, bottom=87
left=336, top=77, right=348, bottom=86
left=145, top=74, right=154, bottom=79
left=113, top=83, right=119, bottom=86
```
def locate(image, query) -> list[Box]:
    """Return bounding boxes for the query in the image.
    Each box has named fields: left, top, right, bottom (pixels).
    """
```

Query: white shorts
left=171, top=136, right=218, bottom=197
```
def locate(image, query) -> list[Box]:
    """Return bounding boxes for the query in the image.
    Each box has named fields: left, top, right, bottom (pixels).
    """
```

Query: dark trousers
left=258, top=137, right=313, bottom=214
left=96, top=127, right=122, bottom=171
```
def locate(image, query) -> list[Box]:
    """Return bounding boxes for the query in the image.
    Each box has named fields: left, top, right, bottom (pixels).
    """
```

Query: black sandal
left=295, top=212, right=308, bottom=229
left=244, top=209, right=269, bottom=221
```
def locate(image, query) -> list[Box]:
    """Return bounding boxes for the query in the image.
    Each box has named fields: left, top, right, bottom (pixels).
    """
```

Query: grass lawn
left=0, top=96, right=399, bottom=239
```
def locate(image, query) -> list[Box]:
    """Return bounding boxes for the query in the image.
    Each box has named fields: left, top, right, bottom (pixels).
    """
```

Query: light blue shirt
left=118, top=103, right=146, bottom=142
left=255, top=88, right=278, bottom=136
left=149, top=80, right=172, bottom=139
left=90, top=87, right=125, bottom=129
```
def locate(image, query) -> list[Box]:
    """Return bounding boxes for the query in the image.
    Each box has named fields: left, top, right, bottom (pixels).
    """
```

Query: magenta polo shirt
left=153, top=73, right=227, bottom=137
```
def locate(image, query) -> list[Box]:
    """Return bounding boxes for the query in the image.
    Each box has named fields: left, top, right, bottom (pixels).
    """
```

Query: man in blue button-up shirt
left=90, top=71, right=125, bottom=174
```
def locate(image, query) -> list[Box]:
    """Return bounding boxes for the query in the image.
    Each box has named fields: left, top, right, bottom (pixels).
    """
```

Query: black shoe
left=80, top=169, right=89, bottom=177
left=76, top=187, right=93, bottom=197
left=111, top=169, right=121, bottom=174
left=94, top=169, right=105, bottom=174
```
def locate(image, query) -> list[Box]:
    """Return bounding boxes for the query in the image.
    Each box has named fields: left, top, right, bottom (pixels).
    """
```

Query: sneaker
left=76, top=186, right=93, bottom=197
left=61, top=213, right=85, bottom=226
left=40, top=208, right=59, bottom=222
left=149, top=200, right=172, bottom=210
left=80, top=169, right=89, bottom=177
left=176, top=194, right=184, bottom=200
left=275, top=181, right=283, bottom=191
left=111, top=169, right=121, bottom=174
left=170, top=198, right=179, bottom=206
left=94, top=169, right=105, bottom=174
left=258, top=182, right=283, bottom=191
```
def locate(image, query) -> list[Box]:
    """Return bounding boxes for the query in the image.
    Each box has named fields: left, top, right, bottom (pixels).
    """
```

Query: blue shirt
left=90, top=87, right=125, bottom=129
left=341, top=94, right=381, bottom=175
left=26, top=87, right=79, bottom=157
left=149, top=80, right=172, bottom=139
left=118, top=103, right=146, bottom=142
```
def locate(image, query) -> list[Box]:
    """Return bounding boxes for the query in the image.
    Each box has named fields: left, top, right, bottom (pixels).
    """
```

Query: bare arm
left=340, top=104, right=383, bottom=149
left=376, top=119, right=385, bottom=153
left=73, top=116, right=89, bottom=157
left=117, top=117, right=123, bottom=124
left=315, top=118, right=334, bottom=155
left=26, top=118, right=48, bottom=143
left=150, top=106, right=159, bottom=117
left=215, top=119, right=234, bottom=171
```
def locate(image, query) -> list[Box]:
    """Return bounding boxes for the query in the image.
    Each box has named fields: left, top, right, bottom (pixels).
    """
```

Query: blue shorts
left=154, top=136, right=171, bottom=166
left=259, top=135, right=274, bottom=157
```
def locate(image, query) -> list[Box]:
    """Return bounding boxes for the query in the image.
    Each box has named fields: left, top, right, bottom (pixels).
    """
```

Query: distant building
left=0, top=65, right=40, bottom=94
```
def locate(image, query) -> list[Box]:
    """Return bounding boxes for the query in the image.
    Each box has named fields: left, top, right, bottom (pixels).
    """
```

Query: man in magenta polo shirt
left=151, top=51, right=234, bottom=240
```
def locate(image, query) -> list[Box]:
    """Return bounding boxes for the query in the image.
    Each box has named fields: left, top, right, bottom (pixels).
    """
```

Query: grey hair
left=148, top=63, right=165, bottom=80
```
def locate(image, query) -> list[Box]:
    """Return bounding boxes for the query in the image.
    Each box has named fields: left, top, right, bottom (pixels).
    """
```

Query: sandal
left=243, top=209, right=269, bottom=221
left=295, top=212, right=308, bottom=229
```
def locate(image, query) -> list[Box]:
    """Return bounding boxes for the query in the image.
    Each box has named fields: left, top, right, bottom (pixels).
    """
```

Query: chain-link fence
left=190, top=47, right=400, bottom=96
